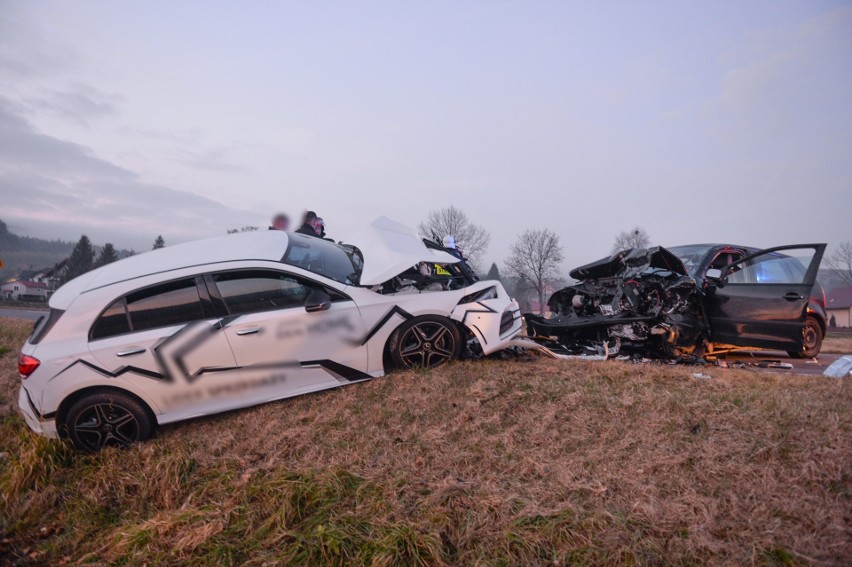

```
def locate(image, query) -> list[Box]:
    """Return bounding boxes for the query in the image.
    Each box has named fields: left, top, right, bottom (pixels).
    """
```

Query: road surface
left=722, top=350, right=842, bottom=377
left=0, top=308, right=47, bottom=321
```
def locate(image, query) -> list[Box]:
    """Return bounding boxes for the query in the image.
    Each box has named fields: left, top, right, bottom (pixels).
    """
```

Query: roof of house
left=827, top=286, right=852, bottom=309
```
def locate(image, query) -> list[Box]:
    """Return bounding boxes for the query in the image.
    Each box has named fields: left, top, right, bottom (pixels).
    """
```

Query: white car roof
left=50, top=231, right=289, bottom=309
left=49, top=217, right=463, bottom=309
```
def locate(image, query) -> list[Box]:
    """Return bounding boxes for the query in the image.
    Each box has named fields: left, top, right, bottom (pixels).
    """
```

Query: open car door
left=703, top=244, right=826, bottom=352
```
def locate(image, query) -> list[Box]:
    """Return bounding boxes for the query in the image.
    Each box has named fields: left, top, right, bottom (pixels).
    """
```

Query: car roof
left=50, top=231, right=290, bottom=310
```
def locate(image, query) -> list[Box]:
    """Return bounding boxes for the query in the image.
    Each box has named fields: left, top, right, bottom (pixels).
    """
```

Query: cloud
left=22, top=83, right=124, bottom=126
left=0, top=97, right=258, bottom=249
left=0, top=5, right=74, bottom=79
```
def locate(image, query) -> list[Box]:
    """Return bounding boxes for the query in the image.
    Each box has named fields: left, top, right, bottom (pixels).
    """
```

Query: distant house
left=1, top=280, right=48, bottom=302
left=826, top=286, right=852, bottom=328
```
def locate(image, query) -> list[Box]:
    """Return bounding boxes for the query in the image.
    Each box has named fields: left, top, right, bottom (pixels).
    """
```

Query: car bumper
left=18, top=386, right=59, bottom=439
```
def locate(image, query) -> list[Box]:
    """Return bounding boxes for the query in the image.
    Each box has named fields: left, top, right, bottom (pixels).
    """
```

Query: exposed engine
left=525, top=247, right=708, bottom=358
left=371, top=238, right=480, bottom=295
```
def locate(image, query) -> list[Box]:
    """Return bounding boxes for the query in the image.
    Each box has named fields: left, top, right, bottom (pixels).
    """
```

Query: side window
left=213, top=271, right=313, bottom=315
left=728, top=254, right=809, bottom=285
left=90, top=278, right=206, bottom=340
left=90, top=299, right=130, bottom=340
left=126, top=279, right=206, bottom=331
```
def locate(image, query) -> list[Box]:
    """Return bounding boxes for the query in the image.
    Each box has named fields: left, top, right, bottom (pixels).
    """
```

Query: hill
left=0, top=220, right=74, bottom=281
left=0, top=318, right=849, bottom=565
left=0, top=220, right=135, bottom=282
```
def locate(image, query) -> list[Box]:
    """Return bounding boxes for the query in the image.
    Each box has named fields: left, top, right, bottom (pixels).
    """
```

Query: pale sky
left=1, top=1, right=850, bottom=273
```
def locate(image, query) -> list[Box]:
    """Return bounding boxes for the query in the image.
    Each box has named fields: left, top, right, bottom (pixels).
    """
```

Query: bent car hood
left=569, top=246, right=688, bottom=280
left=343, top=217, right=460, bottom=286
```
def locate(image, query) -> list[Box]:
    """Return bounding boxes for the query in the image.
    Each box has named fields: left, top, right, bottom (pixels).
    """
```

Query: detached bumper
left=18, top=386, right=59, bottom=439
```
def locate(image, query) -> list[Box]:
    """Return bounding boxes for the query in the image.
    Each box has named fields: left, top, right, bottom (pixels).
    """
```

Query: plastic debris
left=692, top=372, right=713, bottom=379
left=823, top=355, right=852, bottom=378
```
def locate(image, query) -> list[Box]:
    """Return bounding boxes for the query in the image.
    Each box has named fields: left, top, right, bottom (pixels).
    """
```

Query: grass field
left=823, top=330, right=852, bottom=355
left=1, top=317, right=850, bottom=566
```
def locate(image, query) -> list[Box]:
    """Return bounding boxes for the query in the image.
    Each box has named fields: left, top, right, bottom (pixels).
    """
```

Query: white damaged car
left=18, top=218, right=521, bottom=451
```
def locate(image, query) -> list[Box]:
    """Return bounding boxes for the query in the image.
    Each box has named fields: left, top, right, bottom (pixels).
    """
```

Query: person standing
left=296, top=211, right=320, bottom=236
left=269, top=213, right=289, bottom=231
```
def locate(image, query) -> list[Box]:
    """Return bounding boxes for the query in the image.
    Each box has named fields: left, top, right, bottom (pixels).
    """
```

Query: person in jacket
left=296, top=211, right=321, bottom=237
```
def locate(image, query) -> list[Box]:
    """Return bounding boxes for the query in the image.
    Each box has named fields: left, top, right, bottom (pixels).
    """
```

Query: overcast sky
left=1, top=1, right=850, bottom=272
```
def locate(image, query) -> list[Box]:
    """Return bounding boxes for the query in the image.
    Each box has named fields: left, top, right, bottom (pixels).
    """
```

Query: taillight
left=18, top=354, right=40, bottom=378
left=821, top=287, right=827, bottom=310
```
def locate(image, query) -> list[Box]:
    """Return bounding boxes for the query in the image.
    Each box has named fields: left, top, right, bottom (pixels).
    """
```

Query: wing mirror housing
left=305, top=290, right=331, bottom=313
left=705, top=268, right=724, bottom=284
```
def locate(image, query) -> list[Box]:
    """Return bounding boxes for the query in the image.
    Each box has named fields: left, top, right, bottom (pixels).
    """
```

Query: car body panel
left=703, top=244, right=826, bottom=351
left=341, top=216, right=460, bottom=285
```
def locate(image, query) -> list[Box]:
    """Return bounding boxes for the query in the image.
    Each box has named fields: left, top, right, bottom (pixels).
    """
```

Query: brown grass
left=1, top=316, right=850, bottom=565
left=823, top=331, right=852, bottom=355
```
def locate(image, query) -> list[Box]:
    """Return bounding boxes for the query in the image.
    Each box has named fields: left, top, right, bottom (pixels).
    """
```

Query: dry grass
left=1, top=316, right=850, bottom=566
left=823, top=331, right=852, bottom=355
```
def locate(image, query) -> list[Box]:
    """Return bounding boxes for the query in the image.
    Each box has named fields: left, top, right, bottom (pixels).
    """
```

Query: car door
left=703, top=244, right=826, bottom=351
left=88, top=276, right=239, bottom=415
left=207, top=269, right=369, bottom=401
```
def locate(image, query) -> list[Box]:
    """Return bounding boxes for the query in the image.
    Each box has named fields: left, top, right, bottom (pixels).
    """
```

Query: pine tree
left=486, top=262, right=502, bottom=282
left=61, top=235, right=95, bottom=284
left=153, top=235, right=165, bottom=249
left=94, top=243, right=118, bottom=268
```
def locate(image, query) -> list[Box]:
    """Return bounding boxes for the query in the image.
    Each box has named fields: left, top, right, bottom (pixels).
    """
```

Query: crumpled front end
left=450, top=282, right=522, bottom=355
left=526, top=246, right=708, bottom=358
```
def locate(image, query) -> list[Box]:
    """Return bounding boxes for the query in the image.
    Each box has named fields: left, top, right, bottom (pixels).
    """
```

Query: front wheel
left=389, top=316, right=462, bottom=369
left=787, top=316, right=823, bottom=359
left=64, top=391, right=153, bottom=452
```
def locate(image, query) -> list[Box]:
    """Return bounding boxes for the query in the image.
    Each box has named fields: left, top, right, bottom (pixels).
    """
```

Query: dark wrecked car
left=524, top=243, right=827, bottom=360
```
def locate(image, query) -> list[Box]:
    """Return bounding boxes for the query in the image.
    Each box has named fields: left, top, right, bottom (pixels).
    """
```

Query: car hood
left=569, top=246, right=688, bottom=280
left=344, top=216, right=461, bottom=286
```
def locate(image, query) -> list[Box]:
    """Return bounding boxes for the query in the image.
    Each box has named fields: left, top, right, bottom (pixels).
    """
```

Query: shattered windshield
left=282, top=233, right=361, bottom=285
left=667, top=245, right=714, bottom=278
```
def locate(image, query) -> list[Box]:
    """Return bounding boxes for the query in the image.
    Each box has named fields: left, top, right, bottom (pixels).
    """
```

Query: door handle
left=116, top=347, right=146, bottom=357
left=783, top=292, right=803, bottom=301
left=236, top=327, right=261, bottom=336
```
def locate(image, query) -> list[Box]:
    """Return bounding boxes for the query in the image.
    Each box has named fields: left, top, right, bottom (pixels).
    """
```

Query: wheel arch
left=381, top=313, right=466, bottom=371
left=56, top=385, right=158, bottom=438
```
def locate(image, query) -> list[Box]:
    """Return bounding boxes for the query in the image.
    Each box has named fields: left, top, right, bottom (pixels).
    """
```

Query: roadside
left=0, top=308, right=46, bottom=321
left=0, top=300, right=49, bottom=310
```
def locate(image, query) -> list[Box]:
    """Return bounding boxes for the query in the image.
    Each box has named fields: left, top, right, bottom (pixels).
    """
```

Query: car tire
left=64, top=391, right=153, bottom=452
left=388, top=316, right=462, bottom=369
left=787, top=316, right=823, bottom=359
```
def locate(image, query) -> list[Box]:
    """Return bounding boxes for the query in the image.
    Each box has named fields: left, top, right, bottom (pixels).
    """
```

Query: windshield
left=667, top=245, right=714, bottom=278
left=282, top=233, right=361, bottom=285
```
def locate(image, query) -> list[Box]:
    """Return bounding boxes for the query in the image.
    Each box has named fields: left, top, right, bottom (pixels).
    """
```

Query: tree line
left=59, top=234, right=166, bottom=284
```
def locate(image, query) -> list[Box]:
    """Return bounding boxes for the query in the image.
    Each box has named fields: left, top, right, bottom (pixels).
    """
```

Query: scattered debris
left=822, top=355, right=852, bottom=378
left=692, top=373, right=713, bottom=380
left=756, top=361, right=793, bottom=370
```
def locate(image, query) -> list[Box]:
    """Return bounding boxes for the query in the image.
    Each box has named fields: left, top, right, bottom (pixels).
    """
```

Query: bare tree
left=418, top=206, right=490, bottom=266
left=504, top=228, right=564, bottom=315
left=611, top=226, right=651, bottom=253
left=825, top=241, right=852, bottom=287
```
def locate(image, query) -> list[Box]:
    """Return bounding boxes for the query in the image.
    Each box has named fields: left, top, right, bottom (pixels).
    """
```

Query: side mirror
left=305, top=289, right=331, bottom=313
left=705, top=268, right=724, bottom=283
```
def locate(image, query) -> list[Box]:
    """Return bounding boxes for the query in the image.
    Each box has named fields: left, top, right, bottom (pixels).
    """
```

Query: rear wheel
left=64, top=391, right=153, bottom=452
left=389, top=316, right=462, bottom=369
left=787, top=316, right=822, bottom=359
